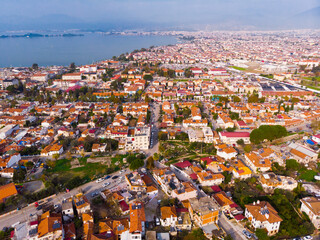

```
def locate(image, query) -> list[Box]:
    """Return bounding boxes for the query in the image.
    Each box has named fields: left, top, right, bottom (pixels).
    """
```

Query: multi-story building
left=245, top=201, right=282, bottom=236
left=125, top=127, right=150, bottom=150
left=260, top=172, right=297, bottom=192
left=300, top=197, right=320, bottom=229
left=188, top=196, right=220, bottom=227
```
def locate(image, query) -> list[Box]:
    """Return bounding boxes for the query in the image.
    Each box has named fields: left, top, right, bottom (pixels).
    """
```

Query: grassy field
left=299, top=170, right=318, bottom=182
left=306, top=85, right=320, bottom=91
left=230, top=66, right=247, bottom=71
left=47, top=156, right=124, bottom=181
left=303, top=76, right=320, bottom=81
left=173, top=79, right=189, bottom=82
left=159, top=140, right=216, bottom=165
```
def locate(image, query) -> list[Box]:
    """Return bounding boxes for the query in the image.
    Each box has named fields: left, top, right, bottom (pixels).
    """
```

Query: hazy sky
left=1, top=0, right=320, bottom=30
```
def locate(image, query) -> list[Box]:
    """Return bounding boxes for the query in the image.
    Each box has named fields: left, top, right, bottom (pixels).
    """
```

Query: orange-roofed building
left=37, top=211, right=63, bottom=239
left=0, top=182, right=17, bottom=203
left=160, top=206, right=177, bottom=227
left=245, top=201, right=282, bottom=236
left=129, top=201, right=146, bottom=239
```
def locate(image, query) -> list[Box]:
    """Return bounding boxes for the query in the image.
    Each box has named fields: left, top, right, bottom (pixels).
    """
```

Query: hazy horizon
left=1, top=0, right=320, bottom=31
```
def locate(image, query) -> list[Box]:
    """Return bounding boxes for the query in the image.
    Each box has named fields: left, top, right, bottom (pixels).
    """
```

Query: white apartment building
left=245, top=201, right=282, bottom=236
left=125, top=127, right=150, bottom=150
left=300, top=197, right=320, bottom=229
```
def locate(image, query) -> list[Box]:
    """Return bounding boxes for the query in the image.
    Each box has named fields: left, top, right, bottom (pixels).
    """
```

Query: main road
left=0, top=168, right=130, bottom=229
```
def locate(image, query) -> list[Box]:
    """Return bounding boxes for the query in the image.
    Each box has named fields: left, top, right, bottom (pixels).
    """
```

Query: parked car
left=155, top=218, right=160, bottom=226
left=91, top=192, right=99, bottom=198
left=242, top=230, right=252, bottom=239
left=103, top=182, right=110, bottom=187
left=303, top=236, right=312, bottom=240
left=112, top=175, right=119, bottom=180
left=96, top=178, right=104, bottom=183
left=105, top=175, right=111, bottom=180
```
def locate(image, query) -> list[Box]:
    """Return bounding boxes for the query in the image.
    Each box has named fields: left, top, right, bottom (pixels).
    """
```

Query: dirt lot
left=23, top=180, right=45, bottom=194
left=145, top=189, right=165, bottom=221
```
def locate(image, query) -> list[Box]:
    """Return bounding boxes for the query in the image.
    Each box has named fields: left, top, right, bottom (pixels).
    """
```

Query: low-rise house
left=160, top=206, right=178, bottom=227
left=63, top=222, right=76, bottom=240
left=232, top=166, right=252, bottom=180
left=92, top=143, right=106, bottom=153
left=216, top=145, right=237, bottom=160
left=0, top=167, right=14, bottom=178
left=0, top=182, right=17, bottom=202
left=213, top=191, right=237, bottom=212
left=188, top=127, right=214, bottom=143
left=37, top=211, right=63, bottom=240
left=219, top=132, right=250, bottom=144
left=73, top=194, right=91, bottom=214
left=171, top=182, right=197, bottom=201
left=197, top=171, right=225, bottom=186
left=41, top=143, right=63, bottom=156
left=260, top=173, right=297, bottom=192
left=245, top=201, right=282, bottom=236
left=120, top=201, right=146, bottom=240
left=125, top=172, right=147, bottom=192
left=300, top=197, right=320, bottom=229
left=62, top=200, right=74, bottom=221
left=244, top=152, right=271, bottom=173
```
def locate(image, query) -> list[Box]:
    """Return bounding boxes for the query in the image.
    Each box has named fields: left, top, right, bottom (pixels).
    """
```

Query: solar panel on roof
left=76, top=200, right=85, bottom=206
left=118, top=225, right=125, bottom=231
left=29, top=228, right=38, bottom=235
left=52, top=223, right=61, bottom=230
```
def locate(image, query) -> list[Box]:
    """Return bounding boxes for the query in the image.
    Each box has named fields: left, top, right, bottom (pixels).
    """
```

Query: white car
left=155, top=218, right=160, bottom=226
left=303, top=236, right=312, bottom=240
left=96, top=178, right=104, bottom=183
left=103, top=182, right=110, bottom=187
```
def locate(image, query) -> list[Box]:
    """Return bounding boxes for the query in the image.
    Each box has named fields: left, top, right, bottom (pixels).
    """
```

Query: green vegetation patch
left=230, top=66, right=247, bottom=71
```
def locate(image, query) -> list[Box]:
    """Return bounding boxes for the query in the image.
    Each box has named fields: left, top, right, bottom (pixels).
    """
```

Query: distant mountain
left=285, top=6, right=320, bottom=29
left=0, top=14, right=87, bottom=31
left=1, top=7, right=320, bottom=32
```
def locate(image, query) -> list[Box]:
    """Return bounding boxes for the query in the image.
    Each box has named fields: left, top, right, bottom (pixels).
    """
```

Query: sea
left=0, top=33, right=177, bottom=68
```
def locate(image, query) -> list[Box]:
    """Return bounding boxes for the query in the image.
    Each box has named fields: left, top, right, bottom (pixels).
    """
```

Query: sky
left=1, top=0, right=320, bottom=30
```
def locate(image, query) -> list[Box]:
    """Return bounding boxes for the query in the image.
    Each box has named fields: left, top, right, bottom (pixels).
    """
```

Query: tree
left=143, top=74, right=153, bottom=80
left=69, top=62, right=76, bottom=72
left=129, top=158, right=144, bottom=170
left=222, top=171, right=232, bottom=184
left=146, top=156, right=155, bottom=169
left=286, top=159, right=300, bottom=171
left=236, top=139, right=245, bottom=146
left=310, top=119, right=320, bottom=133
left=175, top=132, right=188, bottom=141
left=250, top=125, right=287, bottom=144
left=232, top=95, right=241, bottom=102
left=53, top=154, right=60, bottom=161
left=183, top=228, right=206, bottom=240
left=153, top=153, right=160, bottom=161
left=158, top=132, right=168, bottom=141
left=13, top=166, right=26, bottom=183
left=25, top=161, right=34, bottom=169
left=255, top=229, right=270, bottom=240
left=244, top=145, right=252, bottom=153
left=32, top=63, right=39, bottom=70
left=224, top=235, right=233, bottom=240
